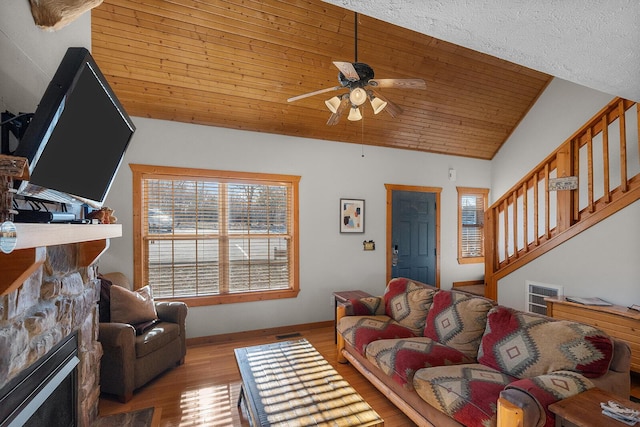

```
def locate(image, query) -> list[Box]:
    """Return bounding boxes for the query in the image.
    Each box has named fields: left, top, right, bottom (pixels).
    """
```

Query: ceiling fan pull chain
left=361, top=113, right=365, bottom=157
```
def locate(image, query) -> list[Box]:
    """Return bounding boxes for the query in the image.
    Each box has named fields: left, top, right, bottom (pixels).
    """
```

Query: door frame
left=385, top=184, right=442, bottom=287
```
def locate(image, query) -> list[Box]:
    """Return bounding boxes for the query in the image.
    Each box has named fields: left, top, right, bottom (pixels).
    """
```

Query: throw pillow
left=478, top=306, right=613, bottom=378
left=423, top=290, right=494, bottom=358
left=384, top=278, right=436, bottom=335
left=350, top=296, right=384, bottom=315
left=110, top=285, right=159, bottom=325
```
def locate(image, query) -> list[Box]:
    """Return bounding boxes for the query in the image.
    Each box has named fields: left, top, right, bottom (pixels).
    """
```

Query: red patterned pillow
left=423, top=290, right=493, bottom=358
left=478, top=306, right=613, bottom=378
left=384, top=278, right=436, bottom=335
left=350, top=296, right=384, bottom=315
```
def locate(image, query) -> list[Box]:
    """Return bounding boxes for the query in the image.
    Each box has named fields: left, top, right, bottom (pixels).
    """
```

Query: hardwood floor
left=98, top=325, right=416, bottom=426
left=98, top=325, right=640, bottom=426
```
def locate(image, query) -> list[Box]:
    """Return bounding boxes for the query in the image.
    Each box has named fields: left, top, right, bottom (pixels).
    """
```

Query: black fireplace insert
left=0, top=332, right=78, bottom=427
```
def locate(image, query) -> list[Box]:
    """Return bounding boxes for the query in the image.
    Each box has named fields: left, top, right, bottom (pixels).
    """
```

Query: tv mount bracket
left=1, top=111, right=34, bottom=155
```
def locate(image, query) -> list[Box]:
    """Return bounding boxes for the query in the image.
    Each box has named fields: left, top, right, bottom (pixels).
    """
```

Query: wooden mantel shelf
left=0, top=223, right=122, bottom=296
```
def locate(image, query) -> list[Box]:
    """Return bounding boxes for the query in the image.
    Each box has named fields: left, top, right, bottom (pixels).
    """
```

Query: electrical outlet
left=330, top=294, right=335, bottom=307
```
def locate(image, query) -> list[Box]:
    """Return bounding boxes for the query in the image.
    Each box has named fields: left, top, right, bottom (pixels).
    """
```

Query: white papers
left=565, top=296, right=612, bottom=306
left=601, top=400, right=640, bottom=425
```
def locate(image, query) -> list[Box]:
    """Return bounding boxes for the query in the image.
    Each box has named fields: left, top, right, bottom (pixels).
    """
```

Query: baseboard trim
left=186, top=320, right=333, bottom=347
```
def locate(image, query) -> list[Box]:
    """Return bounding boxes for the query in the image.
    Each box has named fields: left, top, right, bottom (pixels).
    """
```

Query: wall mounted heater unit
left=526, top=281, right=563, bottom=315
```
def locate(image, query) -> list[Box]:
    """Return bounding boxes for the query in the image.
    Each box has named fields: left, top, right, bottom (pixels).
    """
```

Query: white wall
left=491, top=78, right=640, bottom=309
left=99, top=118, right=490, bottom=337
left=0, top=0, right=90, bottom=115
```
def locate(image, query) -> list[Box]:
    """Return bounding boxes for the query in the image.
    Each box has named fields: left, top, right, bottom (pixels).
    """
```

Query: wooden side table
left=333, top=290, right=372, bottom=343
left=549, top=388, right=640, bottom=426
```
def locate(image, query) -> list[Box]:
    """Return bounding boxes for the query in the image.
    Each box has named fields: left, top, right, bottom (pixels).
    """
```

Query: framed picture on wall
left=340, top=198, right=364, bottom=233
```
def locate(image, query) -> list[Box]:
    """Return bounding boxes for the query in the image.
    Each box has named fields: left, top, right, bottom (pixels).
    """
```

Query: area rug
left=93, top=407, right=155, bottom=427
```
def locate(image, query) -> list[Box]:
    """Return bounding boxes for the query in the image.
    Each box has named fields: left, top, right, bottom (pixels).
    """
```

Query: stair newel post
left=483, top=207, right=498, bottom=301
left=555, top=142, right=574, bottom=232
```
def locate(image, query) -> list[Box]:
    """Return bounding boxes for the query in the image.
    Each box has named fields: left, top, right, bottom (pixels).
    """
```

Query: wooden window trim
left=130, top=164, right=300, bottom=306
left=457, top=186, right=489, bottom=265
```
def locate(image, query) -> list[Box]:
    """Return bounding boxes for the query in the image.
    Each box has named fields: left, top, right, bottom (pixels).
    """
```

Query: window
left=457, top=187, right=489, bottom=264
left=131, top=164, right=300, bottom=306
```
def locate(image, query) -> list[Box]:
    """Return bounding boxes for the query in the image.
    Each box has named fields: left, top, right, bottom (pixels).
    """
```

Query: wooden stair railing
left=485, top=98, right=640, bottom=300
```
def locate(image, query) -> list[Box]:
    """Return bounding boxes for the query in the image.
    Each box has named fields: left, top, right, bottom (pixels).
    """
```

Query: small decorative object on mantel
left=340, top=198, right=364, bottom=233
left=0, top=221, right=17, bottom=254
left=86, top=207, right=117, bottom=224
left=363, top=240, right=375, bottom=250
left=0, top=154, right=29, bottom=222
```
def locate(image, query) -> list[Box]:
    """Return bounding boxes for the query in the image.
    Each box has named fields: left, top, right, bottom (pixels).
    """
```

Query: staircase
left=484, top=97, right=640, bottom=300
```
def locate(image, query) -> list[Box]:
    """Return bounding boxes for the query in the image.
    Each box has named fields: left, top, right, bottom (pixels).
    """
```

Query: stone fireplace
left=0, top=243, right=103, bottom=427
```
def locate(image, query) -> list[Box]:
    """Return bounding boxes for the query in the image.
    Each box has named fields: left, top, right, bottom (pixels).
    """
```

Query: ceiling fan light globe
left=348, top=107, right=363, bottom=121
left=325, top=96, right=342, bottom=113
left=349, top=87, right=367, bottom=106
left=370, top=97, right=388, bottom=114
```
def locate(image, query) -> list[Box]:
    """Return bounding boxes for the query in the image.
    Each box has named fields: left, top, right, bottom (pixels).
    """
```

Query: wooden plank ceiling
left=91, top=0, right=552, bottom=160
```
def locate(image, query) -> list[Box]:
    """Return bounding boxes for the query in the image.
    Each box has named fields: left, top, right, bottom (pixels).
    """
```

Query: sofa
left=336, top=278, right=631, bottom=427
left=97, top=272, right=188, bottom=402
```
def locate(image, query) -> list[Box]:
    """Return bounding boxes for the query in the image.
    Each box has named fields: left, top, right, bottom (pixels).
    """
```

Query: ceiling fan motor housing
left=338, top=62, right=375, bottom=86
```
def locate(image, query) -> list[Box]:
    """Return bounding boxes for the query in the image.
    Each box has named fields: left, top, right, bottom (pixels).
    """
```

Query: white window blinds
left=457, top=187, right=488, bottom=263
left=139, top=169, right=297, bottom=300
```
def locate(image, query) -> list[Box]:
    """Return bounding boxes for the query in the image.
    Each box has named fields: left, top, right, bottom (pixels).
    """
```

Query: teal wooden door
left=391, top=190, right=436, bottom=285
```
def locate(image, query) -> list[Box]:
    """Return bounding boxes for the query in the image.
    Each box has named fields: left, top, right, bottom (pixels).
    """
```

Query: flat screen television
left=13, top=47, right=135, bottom=208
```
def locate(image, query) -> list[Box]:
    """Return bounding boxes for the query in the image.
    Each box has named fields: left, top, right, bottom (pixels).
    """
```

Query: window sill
left=156, top=288, right=300, bottom=307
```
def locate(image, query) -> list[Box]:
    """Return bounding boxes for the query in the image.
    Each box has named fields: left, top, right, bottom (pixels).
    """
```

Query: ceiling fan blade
left=371, top=90, right=403, bottom=118
left=370, top=78, right=426, bottom=89
left=326, top=97, right=350, bottom=125
left=287, top=86, right=342, bottom=102
left=333, top=61, right=360, bottom=81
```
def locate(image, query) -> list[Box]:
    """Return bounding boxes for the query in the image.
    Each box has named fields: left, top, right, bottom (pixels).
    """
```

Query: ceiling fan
left=287, top=12, right=426, bottom=125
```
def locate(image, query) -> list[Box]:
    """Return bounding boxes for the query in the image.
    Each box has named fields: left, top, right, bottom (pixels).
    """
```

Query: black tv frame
left=11, top=47, right=135, bottom=209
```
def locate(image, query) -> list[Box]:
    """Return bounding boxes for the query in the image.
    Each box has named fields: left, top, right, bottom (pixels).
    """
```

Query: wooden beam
left=29, top=0, right=102, bottom=30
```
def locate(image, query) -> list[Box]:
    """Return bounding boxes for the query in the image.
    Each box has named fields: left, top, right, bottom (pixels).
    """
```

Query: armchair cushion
left=135, top=322, right=181, bottom=358
left=132, top=319, right=160, bottom=335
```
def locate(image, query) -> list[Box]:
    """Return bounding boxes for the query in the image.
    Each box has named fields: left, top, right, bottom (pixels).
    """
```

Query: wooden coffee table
left=234, top=338, right=383, bottom=426
left=549, top=388, right=640, bottom=426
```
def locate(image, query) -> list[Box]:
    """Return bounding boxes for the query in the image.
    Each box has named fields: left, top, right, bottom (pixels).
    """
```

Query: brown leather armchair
left=97, top=272, right=188, bottom=402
